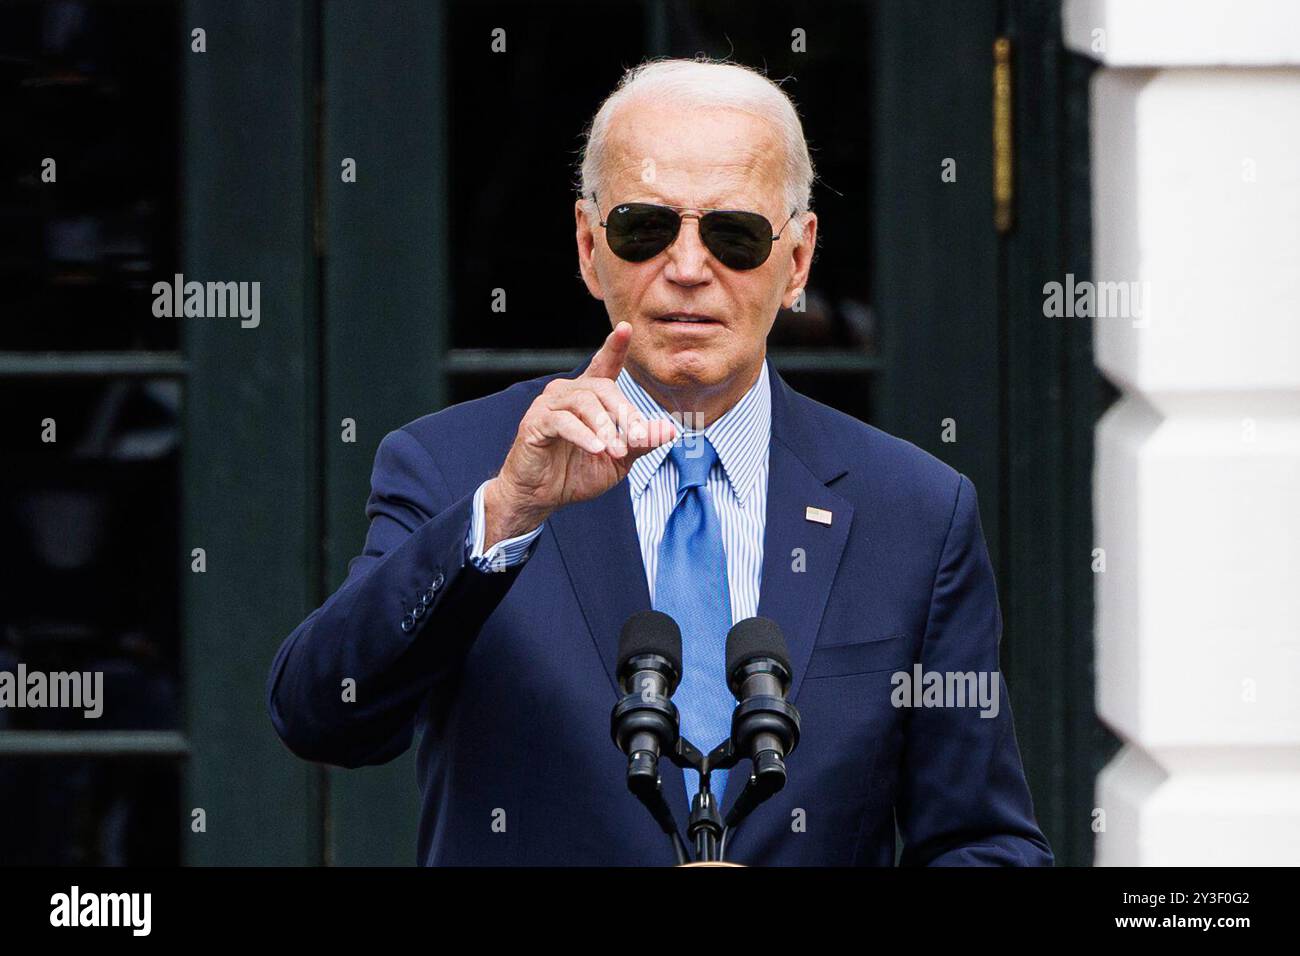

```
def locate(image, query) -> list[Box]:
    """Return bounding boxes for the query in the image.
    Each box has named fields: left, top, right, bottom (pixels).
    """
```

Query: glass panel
left=447, top=0, right=646, bottom=350
left=0, top=757, right=179, bottom=865
left=0, top=0, right=180, bottom=351
left=0, top=376, right=182, bottom=865
left=0, top=377, right=182, bottom=707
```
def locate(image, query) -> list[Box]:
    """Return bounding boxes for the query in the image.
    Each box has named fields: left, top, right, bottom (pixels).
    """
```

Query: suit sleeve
left=895, top=475, right=1055, bottom=866
left=266, top=427, right=536, bottom=768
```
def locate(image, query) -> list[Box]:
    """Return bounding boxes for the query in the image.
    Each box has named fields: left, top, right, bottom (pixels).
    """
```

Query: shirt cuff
left=465, top=478, right=545, bottom=573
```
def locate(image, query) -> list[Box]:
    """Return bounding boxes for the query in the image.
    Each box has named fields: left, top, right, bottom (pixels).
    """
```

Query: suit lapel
left=547, top=479, right=651, bottom=701
left=719, top=361, right=852, bottom=820
left=547, top=478, right=692, bottom=829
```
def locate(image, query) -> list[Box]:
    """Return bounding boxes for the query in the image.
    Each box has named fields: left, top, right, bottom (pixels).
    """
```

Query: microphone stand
left=669, top=736, right=787, bottom=863
left=625, top=750, right=690, bottom=865
left=676, top=736, right=725, bottom=862
left=622, top=731, right=788, bottom=864
left=720, top=752, right=788, bottom=858
left=613, top=678, right=794, bottom=864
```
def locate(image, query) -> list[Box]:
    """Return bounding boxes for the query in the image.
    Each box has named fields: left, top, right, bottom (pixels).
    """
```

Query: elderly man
left=267, top=58, right=1052, bottom=866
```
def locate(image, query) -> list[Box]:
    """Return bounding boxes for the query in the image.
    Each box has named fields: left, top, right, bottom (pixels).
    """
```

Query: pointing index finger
left=584, top=321, right=632, bottom=381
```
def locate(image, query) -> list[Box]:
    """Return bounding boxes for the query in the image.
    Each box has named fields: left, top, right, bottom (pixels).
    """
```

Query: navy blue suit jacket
left=267, top=357, right=1053, bottom=866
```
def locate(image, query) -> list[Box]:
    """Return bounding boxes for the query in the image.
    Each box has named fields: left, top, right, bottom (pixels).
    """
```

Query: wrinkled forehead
left=601, top=101, right=785, bottom=212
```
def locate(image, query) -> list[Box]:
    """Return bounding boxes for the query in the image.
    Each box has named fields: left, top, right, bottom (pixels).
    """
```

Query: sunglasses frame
left=590, top=193, right=799, bottom=270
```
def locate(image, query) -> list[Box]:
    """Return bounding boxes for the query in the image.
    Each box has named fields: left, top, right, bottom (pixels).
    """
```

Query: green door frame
left=318, top=0, right=449, bottom=866
left=872, top=0, right=1109, bottom=865
left=182, top=0, right=324, bottom=865
left=182, top=0, right=448, bottom=865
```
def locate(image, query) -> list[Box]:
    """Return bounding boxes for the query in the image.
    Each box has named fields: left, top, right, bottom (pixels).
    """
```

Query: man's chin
left=636, top=352, right=726, bottom=391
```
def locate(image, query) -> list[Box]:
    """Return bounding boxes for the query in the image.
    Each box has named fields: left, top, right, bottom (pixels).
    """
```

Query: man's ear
left=782, top=212, right=817, bottom=310
left=575, top=199, right=605, bottom=301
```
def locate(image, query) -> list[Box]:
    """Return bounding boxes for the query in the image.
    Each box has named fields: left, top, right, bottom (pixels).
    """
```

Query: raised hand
left=483, top=321, right=677, bottom=548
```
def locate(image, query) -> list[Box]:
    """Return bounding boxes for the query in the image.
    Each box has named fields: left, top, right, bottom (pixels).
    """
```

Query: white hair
left=577, top=57, right=815, bottom=224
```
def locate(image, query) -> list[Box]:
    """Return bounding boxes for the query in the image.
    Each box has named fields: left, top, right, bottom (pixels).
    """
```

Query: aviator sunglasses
left=592, top=193, right=798, bottom=271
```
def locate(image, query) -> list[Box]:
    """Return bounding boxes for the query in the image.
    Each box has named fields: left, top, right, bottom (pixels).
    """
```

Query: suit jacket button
left=400, top=613, right=415, bottom=632
left=412, top=603, right=425, bottom=620
left=431, top=570, right=445, bottom=591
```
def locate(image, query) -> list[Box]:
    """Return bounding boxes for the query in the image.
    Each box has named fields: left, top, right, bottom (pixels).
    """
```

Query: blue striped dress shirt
left=466, top=361, right=771, bottom=633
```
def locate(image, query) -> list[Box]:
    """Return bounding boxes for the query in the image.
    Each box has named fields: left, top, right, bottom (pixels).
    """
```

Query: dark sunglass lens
left=606, top=203, right=680, bottom=262
left=700, top=211, right=773, bottom=270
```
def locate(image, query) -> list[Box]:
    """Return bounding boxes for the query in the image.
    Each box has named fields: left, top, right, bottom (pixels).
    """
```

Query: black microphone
left=610, top=611, right=683, bottom=789
left=725, top=617, right=801, bottom=794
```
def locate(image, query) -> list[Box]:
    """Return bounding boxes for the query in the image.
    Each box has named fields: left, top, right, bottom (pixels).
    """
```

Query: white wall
left=1065, top=0, right=1300, bottom=865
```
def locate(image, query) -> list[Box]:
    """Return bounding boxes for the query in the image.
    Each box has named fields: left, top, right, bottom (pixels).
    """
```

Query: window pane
left=0, top=378, right=182, bottom=701
left=447, top=1, right=647, bottom=350
left=0, top=757, right=179, bottom=865
left=0, top=0, right=179, bottom=351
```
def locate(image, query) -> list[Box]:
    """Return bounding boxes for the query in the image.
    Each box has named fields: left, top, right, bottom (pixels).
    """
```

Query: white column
left=1064, top=0, right=1300, bottom=865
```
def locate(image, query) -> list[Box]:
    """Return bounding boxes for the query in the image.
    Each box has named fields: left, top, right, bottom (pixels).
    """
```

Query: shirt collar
left=618, top=359, right=771, bottom=507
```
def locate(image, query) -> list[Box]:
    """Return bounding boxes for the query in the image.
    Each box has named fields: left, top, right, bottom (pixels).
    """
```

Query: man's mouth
left=654, top=313, right=722, bottom=325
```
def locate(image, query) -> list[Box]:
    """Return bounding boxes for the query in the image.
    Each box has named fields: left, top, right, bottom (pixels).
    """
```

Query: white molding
left=1064, top=0, right=1300, bottom=66
left=1085, top=8, right=1300, bottom=864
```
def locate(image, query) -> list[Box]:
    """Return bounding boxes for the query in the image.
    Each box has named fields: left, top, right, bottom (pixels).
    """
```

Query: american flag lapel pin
left=805, top=506, right=832, bottom=526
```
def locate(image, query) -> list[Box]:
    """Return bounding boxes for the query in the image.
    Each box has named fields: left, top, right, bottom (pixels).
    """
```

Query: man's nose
left=663, top=215, right=711, bottom=284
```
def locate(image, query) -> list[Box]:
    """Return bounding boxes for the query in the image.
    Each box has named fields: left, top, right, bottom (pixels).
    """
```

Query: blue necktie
left=653, top=435, right=734, bottom=810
